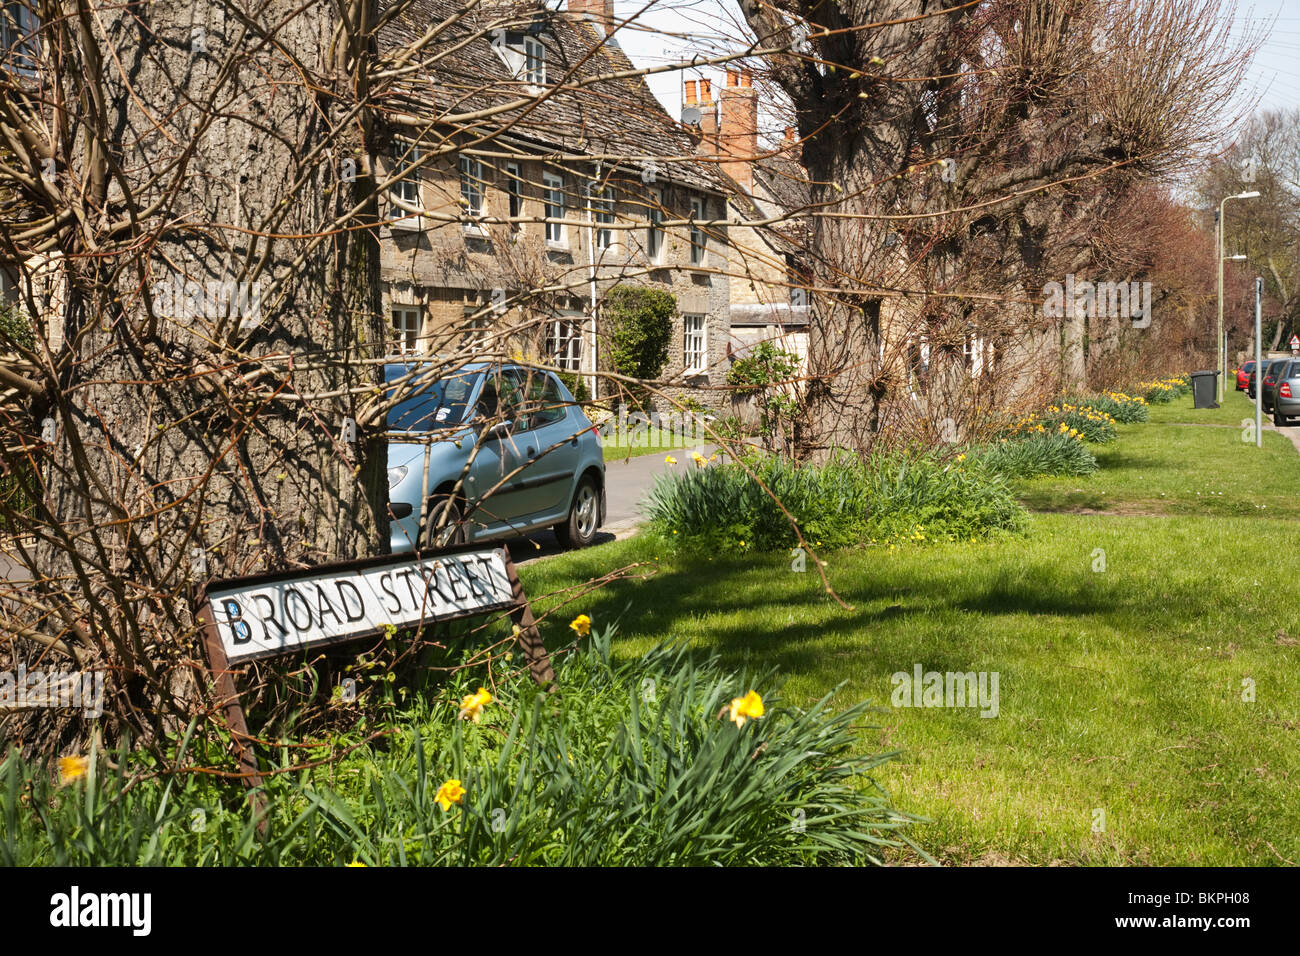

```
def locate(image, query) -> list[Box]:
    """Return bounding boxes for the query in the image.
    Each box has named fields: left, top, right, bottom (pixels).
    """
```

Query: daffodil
left=570, top=613, right=592, bottom=637
left=691, top=452, right=707, bottom=467
left=664, top=455, right=677, bottom=465
left=458, top=687, right=492, bottom=722
left=729, top=690, right=765, bottom=727
left=345, top=861, right=367, bottom=867
left=58, top=755, right=89, bottom=785
left=435, top=779, right=466, bottom=811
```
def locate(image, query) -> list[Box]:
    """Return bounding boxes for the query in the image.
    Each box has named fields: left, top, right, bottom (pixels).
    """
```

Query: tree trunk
left=14, top=1, right=387, bottom=749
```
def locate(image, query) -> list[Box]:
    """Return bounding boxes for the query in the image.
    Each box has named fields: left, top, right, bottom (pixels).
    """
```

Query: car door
left=464, top=369, right=534, bottom=529
left=508, top=369, right=581, bottom=521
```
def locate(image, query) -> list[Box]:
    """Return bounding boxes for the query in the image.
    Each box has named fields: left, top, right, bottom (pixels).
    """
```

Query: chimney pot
left=685, top=79, right=698, bottom=104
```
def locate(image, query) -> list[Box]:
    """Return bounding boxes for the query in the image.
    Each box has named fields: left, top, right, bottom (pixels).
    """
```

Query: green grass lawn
left=519, top=390, right=1300, bottom=865
left=1013, top=390, right=1300, bottom=518
left=1145, top=381, right=1257, bottom=426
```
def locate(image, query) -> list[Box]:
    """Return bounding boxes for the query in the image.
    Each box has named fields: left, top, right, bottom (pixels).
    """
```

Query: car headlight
left=387, top=465, right=408, bottom=489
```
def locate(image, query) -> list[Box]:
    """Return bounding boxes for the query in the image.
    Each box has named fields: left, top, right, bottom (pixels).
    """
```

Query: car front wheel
left=424, top=494, right=467, bottom=549
left=555, top=477, right=600, bottom=549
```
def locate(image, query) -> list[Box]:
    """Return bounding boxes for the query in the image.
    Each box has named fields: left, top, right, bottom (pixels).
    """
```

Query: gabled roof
left=378, top=0, right=727, bottom=194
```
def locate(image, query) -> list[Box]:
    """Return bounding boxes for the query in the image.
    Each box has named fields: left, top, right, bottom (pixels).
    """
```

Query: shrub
left=601, top=284, right=676, bottom=408
left=726, top=341, right=802, bottom=451
left=555, top=370, right=590, bottom=403
left=0, top=626, right=922, bottom=866
left=1136, top=376, right=1190, bottom=404
left=973, top=432, right=1099, bottom=479
left=0, top=300, right=35, bottom=353
left=645, top=451, right=1026, bottom=551
left=858, top=452, right=1028, bottom=544
left=1003, top=402, right=1118, bottom=443
left=1070, top=391, right=1149, bottom=424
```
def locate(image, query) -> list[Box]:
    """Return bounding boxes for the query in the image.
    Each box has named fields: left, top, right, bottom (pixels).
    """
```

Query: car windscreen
left=1243, top=362, right=1256, bottom=372
left=386, top=368, right=480, bottom=431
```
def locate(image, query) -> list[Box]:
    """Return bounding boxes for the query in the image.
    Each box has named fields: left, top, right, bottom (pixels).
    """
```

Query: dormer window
left=523, top=37, right=546, bottom=85
left=491, top=29, right=549, bottom=87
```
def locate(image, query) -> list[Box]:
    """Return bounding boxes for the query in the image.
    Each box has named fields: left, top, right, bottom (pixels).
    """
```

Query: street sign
left=194, top=542, right=554, bottom=805
left=206, top=548, right=516, bottom=663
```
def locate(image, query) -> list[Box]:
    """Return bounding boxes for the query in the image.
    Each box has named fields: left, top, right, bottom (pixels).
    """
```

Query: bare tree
left=737, top=0, right=1254, bottom=455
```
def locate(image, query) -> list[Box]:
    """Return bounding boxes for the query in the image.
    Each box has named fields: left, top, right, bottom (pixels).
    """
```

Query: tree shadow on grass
left=529, top=551, right=1125, bottom=687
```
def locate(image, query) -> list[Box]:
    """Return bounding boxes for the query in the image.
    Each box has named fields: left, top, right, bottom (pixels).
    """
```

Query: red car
left=1237, top=361, right=1257, bottom=391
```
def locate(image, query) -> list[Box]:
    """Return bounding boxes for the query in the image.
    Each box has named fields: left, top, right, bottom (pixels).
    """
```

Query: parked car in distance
left=1261, top=358, right=1291, bottom=414
left=385, top=361, right=605, bottom=554
left=1236, top=361, right=1256, bottom=391
left=1271, top=359, right=1300, bottom=427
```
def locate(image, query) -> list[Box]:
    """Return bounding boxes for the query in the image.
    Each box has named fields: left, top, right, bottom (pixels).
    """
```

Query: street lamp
left=1218, top=191, right=1260, bottom=401
left=1222, top=254, right=1247, bottom=377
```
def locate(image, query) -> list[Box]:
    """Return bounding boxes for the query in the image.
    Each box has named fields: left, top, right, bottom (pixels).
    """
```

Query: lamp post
left=1222, top=254, right=1247, bottom=380
left=1218, top=191, right=1260, bottom=401
left=1256, top=276, right=1263, bottom=448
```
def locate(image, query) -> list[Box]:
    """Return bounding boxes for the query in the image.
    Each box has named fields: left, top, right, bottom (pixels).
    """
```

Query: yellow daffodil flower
left=458, top=687, right=492, bottom=722
left=570, top=613, right=592, bottom=637
left=729, top=690, right=765, bottom=727
left=435, top=779, right=466, bottom=811
left=664, top=455, right=677, bottom=465
left=58, top=755, right=89, bottom=785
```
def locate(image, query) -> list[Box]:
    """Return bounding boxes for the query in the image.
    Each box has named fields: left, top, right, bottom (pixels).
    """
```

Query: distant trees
left=1197, top=109, right=1300, bottom=353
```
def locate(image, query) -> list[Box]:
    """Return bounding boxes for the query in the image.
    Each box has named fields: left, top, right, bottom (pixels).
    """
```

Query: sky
left=1232, top=0, right=1300, bottom=118
left=607, top=0, right=1300, bottom=147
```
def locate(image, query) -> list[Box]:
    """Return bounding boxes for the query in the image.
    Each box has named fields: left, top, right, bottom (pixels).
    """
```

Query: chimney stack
left=567, top=0, right=616, bottom=36
left=720, top=68, right=758, bottom=192
left=698, top=78, right=718, bottom=142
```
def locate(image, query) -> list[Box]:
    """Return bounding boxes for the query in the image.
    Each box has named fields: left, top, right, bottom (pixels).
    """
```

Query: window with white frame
left=683, top=314, right=706, bottom=373
left=460, top=155, right=484, bottom=221
left=689, top=197, right=707, bottom=265
left=545, top=317, right=583, bottom=372
left=523, top=36, right=546, bottom=85
left=543, top=171, right=565, bottom=245
left=390, top=140, right=421, bottom=210
left=646, top=189, right=663, bottom=263
left=391, top=306, right=423, bottom=355
left=505, top=162, right=523, bottom=227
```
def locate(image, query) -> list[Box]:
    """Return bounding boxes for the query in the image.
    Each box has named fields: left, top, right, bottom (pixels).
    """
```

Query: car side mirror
left=481, top=420, right=512, bottom=441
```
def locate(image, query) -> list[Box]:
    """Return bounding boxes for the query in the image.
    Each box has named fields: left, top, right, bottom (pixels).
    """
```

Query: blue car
left=385, top=361, right=605, bottom=553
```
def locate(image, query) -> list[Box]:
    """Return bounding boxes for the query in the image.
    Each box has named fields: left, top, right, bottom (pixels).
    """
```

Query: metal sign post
left=1256, top=277, right=1263, bottom=449
left=194, top=542, right=555, bottom=811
